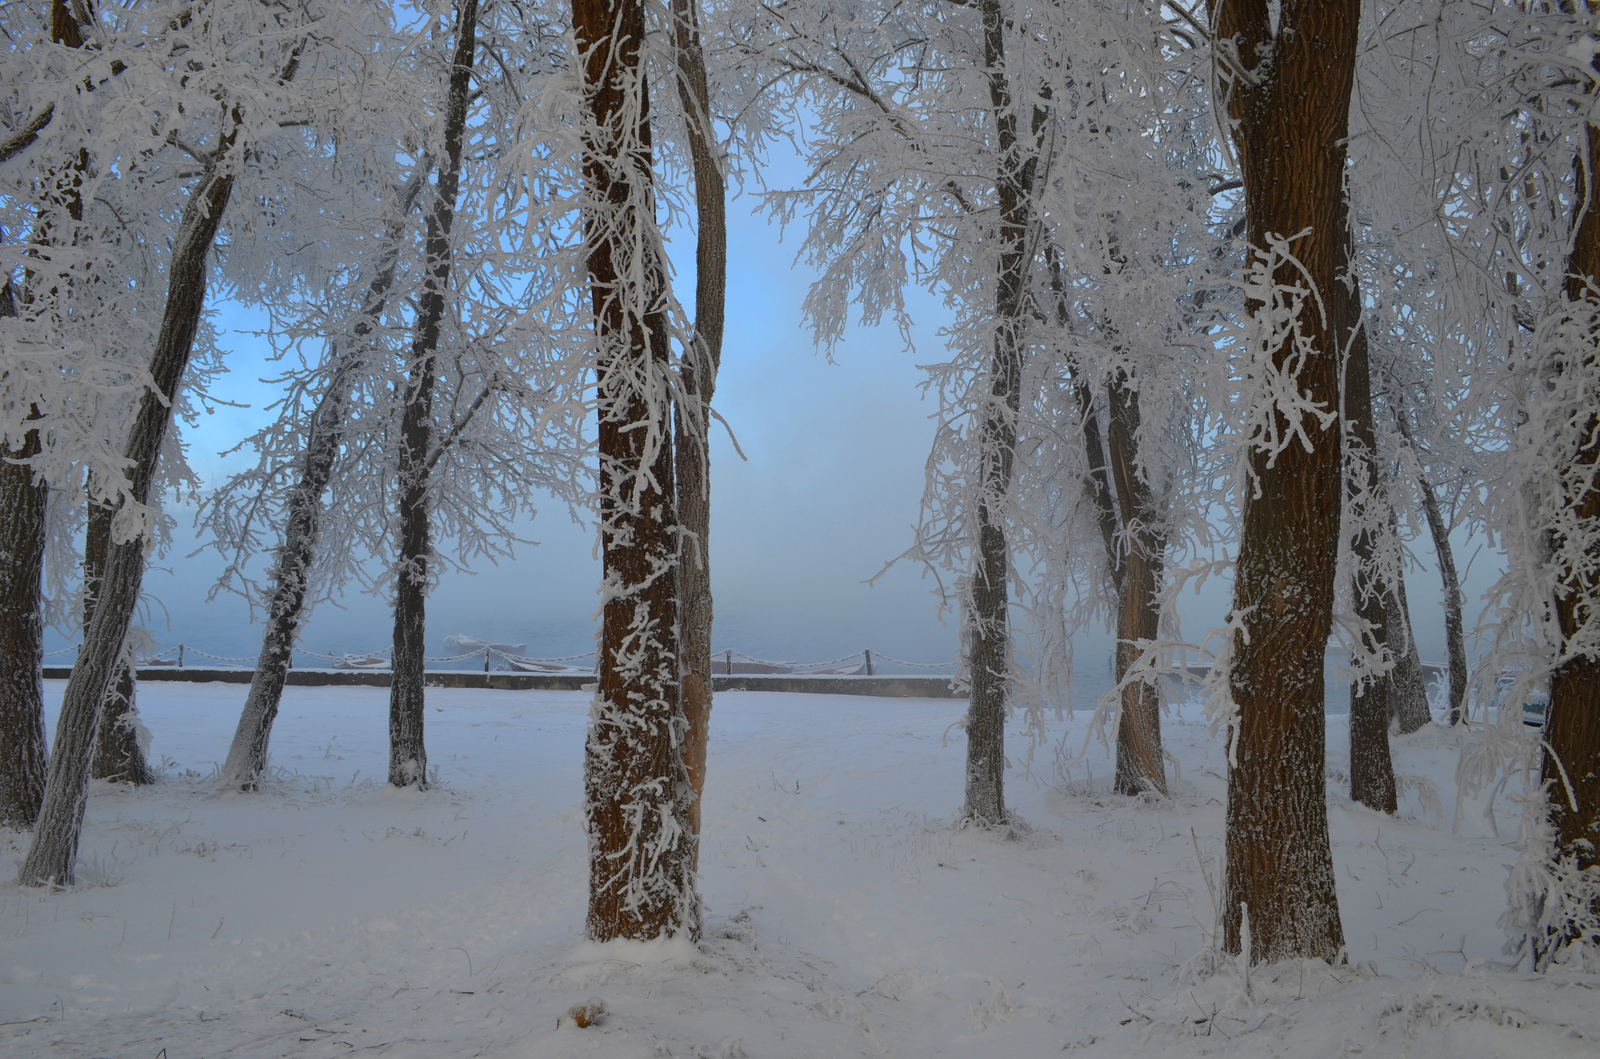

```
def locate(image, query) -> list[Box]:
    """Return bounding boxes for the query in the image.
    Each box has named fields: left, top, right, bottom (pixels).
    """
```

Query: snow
left=2, top=681, right=1596, bottom=1057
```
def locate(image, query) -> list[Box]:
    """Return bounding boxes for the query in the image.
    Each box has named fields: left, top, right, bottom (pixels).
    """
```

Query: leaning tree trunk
left=19, top=163, right=236, bottom=886
left=1539, top=118, right=1600, bottom=934
left=387, top=0, right=476, bottom=789
left=84, top=496, right=154, bottom=786
left=0, top=411, right=48, bottom=829
left=576, top=0, right=698, bottom=941
left=1107, top=374, right=1166, bottom=797
left=962, top=0, right=1035, bottom=827
left=1211, top=0, right=1356, bottom=963
left=670, top=0, right=726, bottom=858
left=221, top=169, right=428, bottom=791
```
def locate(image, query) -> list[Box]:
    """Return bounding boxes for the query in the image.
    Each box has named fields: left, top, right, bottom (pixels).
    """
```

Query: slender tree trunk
left=83, top=497, right=154, bottom=785
left=1395, top=409, right=1469, bottom=725
left=19, top=163, right=236, bottom=886
left=576, top=0, right=698, bottom=941
left=1343, top=328, right=1398, bottom=814
left=1541, top=119, right=1600, bottom=890
left=388, top=1, right=476, bottom=789
left=0, top=409, right=47, bottom=829
left=1107, top=375, right=1166, bottom=797
left=222, top=170, right=428, bottom=791
left=963, top=0, right=1034, bottom=826
left=1386, top=561, right=1432, bottom=734
left=1211, top=0, right=1356, bottom=963
left=670, top=0, right=725, bottom=859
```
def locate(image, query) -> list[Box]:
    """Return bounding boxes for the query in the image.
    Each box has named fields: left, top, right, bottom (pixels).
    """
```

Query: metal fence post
left=178, top=643, right=184, bottom=668
left=864, top=649, right=873, bottom=676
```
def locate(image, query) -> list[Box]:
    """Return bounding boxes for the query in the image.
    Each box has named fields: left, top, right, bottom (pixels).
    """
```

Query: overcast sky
left=44, top=142, right=1503, bottom=705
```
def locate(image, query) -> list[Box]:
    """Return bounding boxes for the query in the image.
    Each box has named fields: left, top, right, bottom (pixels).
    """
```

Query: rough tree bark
left=19, top=161, right=238, bottom=885
left=963, top=0, right=1035, bottom=826
left=84, top=496, right=154, bottom=785
left=388, top=0, right=476, bottom=789
left=576, top=0, right=698, bottom=940
left=0, top=0, right=92, bottom=829
left=1541, top=117, right=1600, bottom=896
left=221, top=168, right=428, bottom=791
left=1210, top=0, right=1355, bottom=963
left=0, top=384, right=47, bottom=829
left=670, top=0, right=725, bottom=859
left=1107, top=375, right=1167, bottom=797
left=1341, top=324, right=1398, bottom=814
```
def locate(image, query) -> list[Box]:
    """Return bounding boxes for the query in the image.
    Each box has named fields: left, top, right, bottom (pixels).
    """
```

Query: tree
left=670, top=0, right=727, bottom=861
left=1209, top=0, right=1358, bottom=963
left=574, top=0, right=699, bottom=940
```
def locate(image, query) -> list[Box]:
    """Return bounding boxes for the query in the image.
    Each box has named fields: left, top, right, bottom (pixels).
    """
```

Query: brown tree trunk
left=1211, top=0, right=1356, bottom=963
left=1107, top=375, right=1166, bottom=797
left=0, top=408, right=47, bottom=829
left=20, top=162, right=236, bottom=885
left=963, top=0, right=1035, bottom=826
left=1343, top=328, right=1397, bottom=814
left=84, top=497, right=154, bottom=786
left=670, top=0, right=725, bottom=859
left=0, top=0, right=90, bottom=827
left=387, top=0, right=476, bottom=789
left=1542, top=119, right=1600, bottom=887
left=576, top=0, right=698, bottom=940
left=222, top=169, right=428, bottom=791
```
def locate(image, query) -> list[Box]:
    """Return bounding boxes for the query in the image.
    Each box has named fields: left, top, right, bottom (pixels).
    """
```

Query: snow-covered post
left=574, top=0, right=698, bottom=941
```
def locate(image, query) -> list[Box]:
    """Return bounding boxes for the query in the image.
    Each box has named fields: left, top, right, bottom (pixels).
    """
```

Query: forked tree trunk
left=576, top=0, right=698, bottom=941
left=221, top=170, right=428, bottom=791
left=19, top=163, right=237, bottom=886
left=670, top=0, right=725, bottom=858
left=84, top=497, right=154, bottom=786
left=1107, top=375, right=1166, bottom=797
left=388, top=0, right=476, bottom=789
left=1211, top=0, right=1355, bottom=963
left=1541, top=119, right=1600, bottom=905
left=963, top=0, right=1035, bottom=826
left=0, top=409, right=48, bottom=829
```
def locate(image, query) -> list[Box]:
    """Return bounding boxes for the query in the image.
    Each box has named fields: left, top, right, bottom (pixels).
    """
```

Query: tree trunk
left=963, top=0, right=1034, bottom=827
left=576, top=0, right=698, bottom=941
left=0, top=0, right=89, bottom=828
left=1392, top=401, right=1469, bottom=726
left=19, top=164, right=236, bottom=886
left=84, top=497, right=154, bottom=786
left=1343, top=328, right=1397, bottom=814
left=670, top=0, right=725, bottom=860
left=1107, top=375, right=1166, bottom=797
left=387, top=0, right=477, bottom=789
left=1541, top=119, right=1600, bottom=892
left=1211, top=0, right=1356, bottom=963
left=222, top=169, right=428, bottom=791
left=0, top=414, right=47, bottom=829
left=1386, top=564, right=1432, bottom=734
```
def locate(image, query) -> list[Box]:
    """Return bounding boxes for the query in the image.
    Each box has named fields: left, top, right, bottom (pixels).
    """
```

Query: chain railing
left=44, top=642, right=958, bottom=676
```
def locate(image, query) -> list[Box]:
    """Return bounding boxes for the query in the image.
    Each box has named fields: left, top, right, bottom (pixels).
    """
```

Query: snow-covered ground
left=1, top=681, right=1594, bottom=1058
